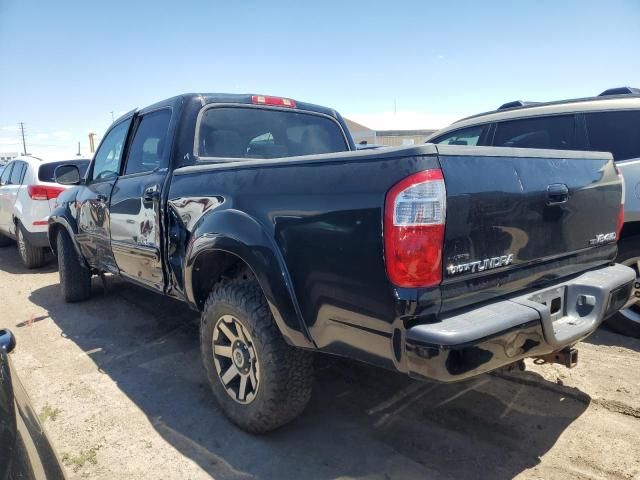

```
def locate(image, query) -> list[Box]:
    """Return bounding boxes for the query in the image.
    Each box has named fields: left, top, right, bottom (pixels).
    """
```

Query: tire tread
left=17, top=224, right=45, bottom=269
left=57, top=229, right=92, bottom=302
left=607, top=235, right=640, bottom=338
left=200, top=269, right=313, bottom=433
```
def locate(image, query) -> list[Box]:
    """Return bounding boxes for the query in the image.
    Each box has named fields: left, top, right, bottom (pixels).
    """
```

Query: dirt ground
left=1, top=247, right=640, bottom=480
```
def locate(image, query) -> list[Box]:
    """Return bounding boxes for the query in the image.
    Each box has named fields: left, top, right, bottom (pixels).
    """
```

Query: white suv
left=427, top=87, right=640, bottom=337
left=0, top=156, right=90, bottom=268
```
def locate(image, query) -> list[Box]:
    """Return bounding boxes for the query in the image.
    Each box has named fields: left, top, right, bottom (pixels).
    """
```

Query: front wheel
left=607, top=236, right=640, bottom=338
left=56, top=229, right=92, bottom=302
left=16, top=224, right=44, bottom=269
left=200, top=273, right=314, bottom=433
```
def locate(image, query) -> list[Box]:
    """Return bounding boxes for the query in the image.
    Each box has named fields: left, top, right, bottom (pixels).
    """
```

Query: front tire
left=56, top=229, right=92, bottom=302
left=200, top=272, right=314, bottom=433
left=607, top=235, right=640, bottom=338
left=16, top=224, right=44, bottom=269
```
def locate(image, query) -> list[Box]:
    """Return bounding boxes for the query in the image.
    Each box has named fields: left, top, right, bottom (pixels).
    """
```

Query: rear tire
left=606, top=235, right=640, bottom=338
left=200, top=271, right=314, bottom=433
left=0, top=233, right=11, bottom=247
left=16, top=224, right=45, bottom=269
left=56, top=229, right=92, bottom=302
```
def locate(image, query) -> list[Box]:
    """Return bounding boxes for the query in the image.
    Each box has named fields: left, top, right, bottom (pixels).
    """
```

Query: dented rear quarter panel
left=168, top=146, right=442, bottom=364
left=167, top=143, right=621, bottom=370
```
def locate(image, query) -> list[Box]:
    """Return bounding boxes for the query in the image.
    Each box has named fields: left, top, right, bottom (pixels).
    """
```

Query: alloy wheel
left=212, top=314, right=260, bottom=404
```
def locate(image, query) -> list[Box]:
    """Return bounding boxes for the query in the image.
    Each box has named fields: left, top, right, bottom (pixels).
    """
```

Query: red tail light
left=617, top=206, right=624, bottom=239
left=616, top=165, right=625, bottom=239
left=251, top=95, right=296, bottom=108
left=27, top=185, right=65, bottom=200
left=384, top=169, right=446, bottom=288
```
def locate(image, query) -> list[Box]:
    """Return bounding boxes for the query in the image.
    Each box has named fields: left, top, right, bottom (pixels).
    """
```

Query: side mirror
left=54, top=164, right=81, bottom=186
left=0, top=328, right=16, bottom=353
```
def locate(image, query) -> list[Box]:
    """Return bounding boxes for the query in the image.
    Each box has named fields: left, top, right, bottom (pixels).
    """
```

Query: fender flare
left=47, top=207, right=87, bottom=268
left=184, top=209, right=315, bottom=349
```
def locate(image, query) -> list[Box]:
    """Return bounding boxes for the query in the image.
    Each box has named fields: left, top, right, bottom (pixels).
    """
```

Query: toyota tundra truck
left=48, top=93, right=634, bottom=433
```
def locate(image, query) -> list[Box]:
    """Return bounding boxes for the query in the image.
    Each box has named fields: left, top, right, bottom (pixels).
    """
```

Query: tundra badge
left=447, top=254, right=514, bottom=275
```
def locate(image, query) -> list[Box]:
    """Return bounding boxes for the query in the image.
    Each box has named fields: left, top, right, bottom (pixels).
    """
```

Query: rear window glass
left=433, top=125, right=487, bottom=146
left=493, top=115, right=575, bottom=150
left=197, top=107, right=348, bottom=159
left=39, top=160, right=90, bottom=183
left=585, top=110, right=640, bottom=161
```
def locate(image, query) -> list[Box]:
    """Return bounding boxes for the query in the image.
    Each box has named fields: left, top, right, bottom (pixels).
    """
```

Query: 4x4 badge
left=589, top=232, right=616, bottom=246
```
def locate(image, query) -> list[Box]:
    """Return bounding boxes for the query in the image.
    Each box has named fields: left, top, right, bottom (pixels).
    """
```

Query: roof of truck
left=122, top=93, right=341, bottom=121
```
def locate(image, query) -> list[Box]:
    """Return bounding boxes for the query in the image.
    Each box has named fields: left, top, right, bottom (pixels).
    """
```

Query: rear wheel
left=200, top=271, right=314, bottom=433
left=56, top=229, right=92, bottom=302
left=16, top=224, right=45, bottom=269
left=607, top=236, right=640, bottom=338
left=0, top=233, right=11, bottom=247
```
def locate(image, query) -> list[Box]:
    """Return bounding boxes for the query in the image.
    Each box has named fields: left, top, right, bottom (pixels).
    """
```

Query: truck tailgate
left=437, top=145, right=621, bottom=312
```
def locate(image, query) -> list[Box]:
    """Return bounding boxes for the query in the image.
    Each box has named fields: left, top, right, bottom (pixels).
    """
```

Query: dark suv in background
left=427, top=87, right=640, bottom=338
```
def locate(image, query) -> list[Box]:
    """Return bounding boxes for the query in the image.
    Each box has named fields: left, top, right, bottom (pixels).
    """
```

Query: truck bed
left=168, top=144, right=623, bottom=374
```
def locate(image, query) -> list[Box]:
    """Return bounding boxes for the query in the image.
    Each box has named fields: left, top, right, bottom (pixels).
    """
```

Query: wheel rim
left=17, top=228, right=27, bottom=261
left=617, top=256, right=640, bottom=325
left=212, top=314, right=259, bottom=404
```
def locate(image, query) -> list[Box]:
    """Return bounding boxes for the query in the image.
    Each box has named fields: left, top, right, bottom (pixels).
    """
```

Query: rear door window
left=584, top=110, right=640, bottom=161
left=432, top=125, right=488, bottom=146
left=493, top=115, right=576, bottom=150
left=124, top=109, right=172, bottom=175
left=198, top=107, right=348, bottom=159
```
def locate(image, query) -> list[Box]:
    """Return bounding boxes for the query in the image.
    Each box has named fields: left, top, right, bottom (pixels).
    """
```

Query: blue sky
left=0, top=0, right=639, bottom=158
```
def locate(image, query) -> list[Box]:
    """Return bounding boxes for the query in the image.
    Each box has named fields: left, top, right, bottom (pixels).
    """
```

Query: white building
left=0, top=152, right=19, bottom=163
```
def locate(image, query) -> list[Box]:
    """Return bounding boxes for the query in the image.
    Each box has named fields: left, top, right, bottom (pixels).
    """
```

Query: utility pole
left=76, top=141, right=81, bottom=156
left=88, top=133, right=97, bottom=153
left=110, top=111, right=115, bottom=122
left=19, top=122, right=28, bottom=155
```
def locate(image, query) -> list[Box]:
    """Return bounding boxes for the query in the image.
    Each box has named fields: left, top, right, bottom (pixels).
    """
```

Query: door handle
left=546, top=183, right=569, bottom=205
left=143, top=185, right=161, bottom=202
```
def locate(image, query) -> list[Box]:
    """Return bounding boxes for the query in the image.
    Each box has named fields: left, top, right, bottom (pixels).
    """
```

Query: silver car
left=427, top=87, right=640, bottom=337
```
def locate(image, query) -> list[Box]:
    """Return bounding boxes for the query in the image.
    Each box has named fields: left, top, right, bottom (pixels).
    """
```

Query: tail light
left=27, top=185, right=65, bottom=200
left=251, top=95, right=296, bottom=108
left=384, top=169, right=446, bottom=288
left=615, top=165, right=624, bottom=239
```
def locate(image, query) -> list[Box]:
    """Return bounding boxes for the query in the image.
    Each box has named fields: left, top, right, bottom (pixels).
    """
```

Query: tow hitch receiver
left=534, top=347, right=579, bottom=369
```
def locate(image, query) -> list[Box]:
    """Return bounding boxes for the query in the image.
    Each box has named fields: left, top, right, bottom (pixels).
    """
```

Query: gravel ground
left=1, top=246, right=639, bottom=480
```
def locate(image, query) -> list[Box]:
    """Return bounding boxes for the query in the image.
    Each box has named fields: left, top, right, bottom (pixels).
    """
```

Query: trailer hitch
left=534, top=347, right=579, bottom=369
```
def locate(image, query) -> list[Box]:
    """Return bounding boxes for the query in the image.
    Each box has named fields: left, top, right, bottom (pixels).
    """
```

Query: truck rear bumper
left=404, top=264, right=635, bottom=382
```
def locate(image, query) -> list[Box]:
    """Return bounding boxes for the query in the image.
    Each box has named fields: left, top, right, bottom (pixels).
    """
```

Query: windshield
left=197, top=107, right=348, bottom=159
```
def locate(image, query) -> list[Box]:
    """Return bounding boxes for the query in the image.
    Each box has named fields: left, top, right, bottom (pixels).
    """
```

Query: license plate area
left=529, top=286, right=566, bottom=322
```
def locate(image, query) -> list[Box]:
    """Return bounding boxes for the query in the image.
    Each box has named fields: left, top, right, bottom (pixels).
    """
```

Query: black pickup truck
left=48, top=93, right=634, bottom=433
